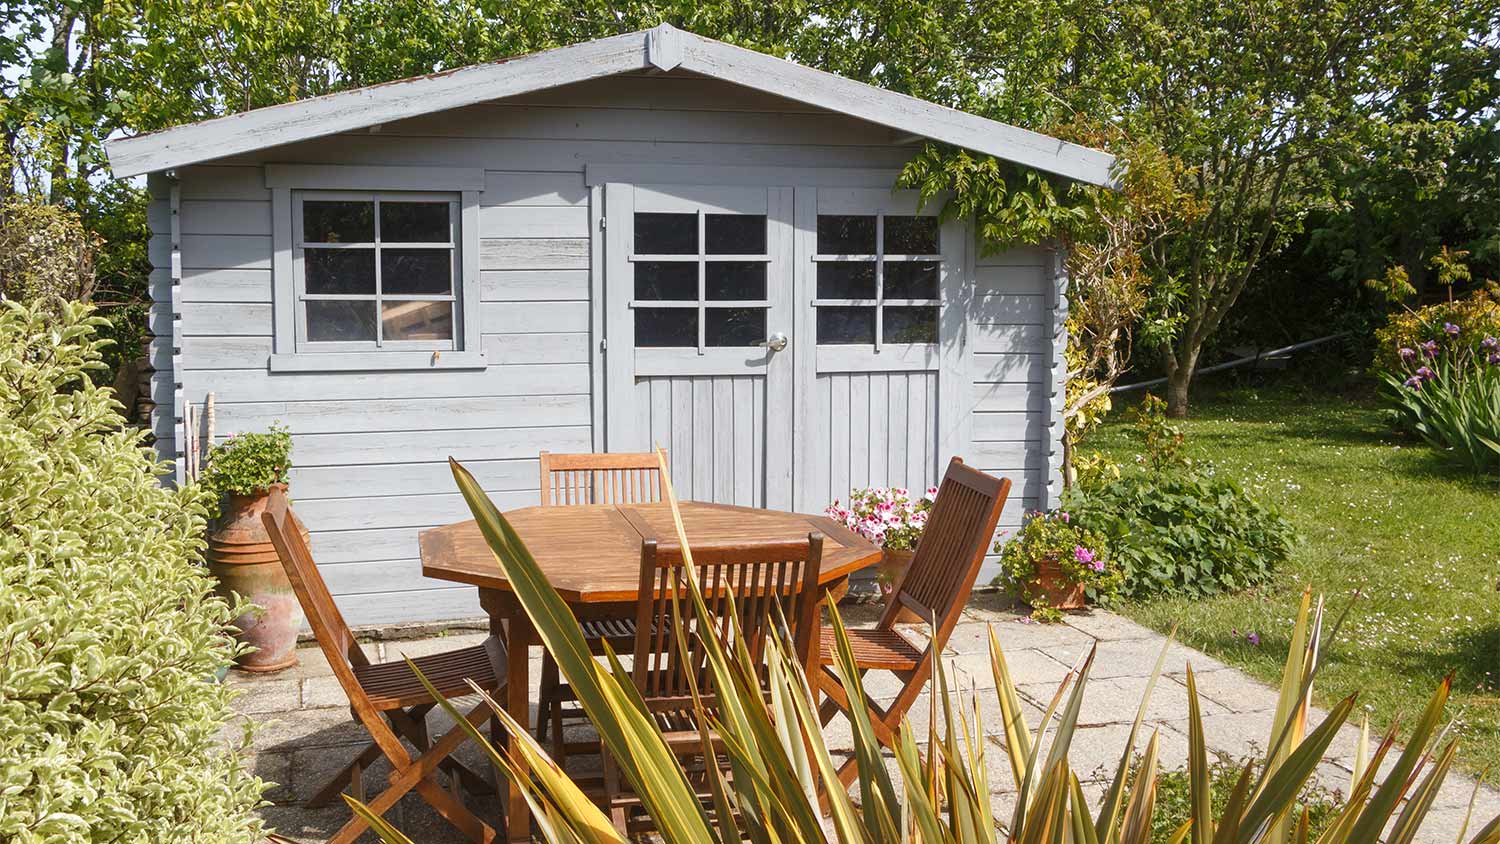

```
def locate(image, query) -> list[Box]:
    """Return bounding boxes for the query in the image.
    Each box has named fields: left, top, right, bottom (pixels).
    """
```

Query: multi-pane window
left=631, top=211, right=770, bottom=351
left=813, top=214, right=940, bottom=347
left=294, top=192, right=460, bottom=350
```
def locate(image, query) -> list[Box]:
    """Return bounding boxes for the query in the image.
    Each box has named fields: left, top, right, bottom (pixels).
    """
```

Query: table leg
left=504, top=608, right=534, bottom=843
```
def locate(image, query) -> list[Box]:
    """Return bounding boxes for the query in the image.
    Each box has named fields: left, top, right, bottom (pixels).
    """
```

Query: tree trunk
left=1166, top=366, right=1193, bottom=418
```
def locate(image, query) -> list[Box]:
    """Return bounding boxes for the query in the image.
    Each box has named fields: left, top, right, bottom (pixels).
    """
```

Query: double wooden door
left=602, top=182, right=961, bottom=513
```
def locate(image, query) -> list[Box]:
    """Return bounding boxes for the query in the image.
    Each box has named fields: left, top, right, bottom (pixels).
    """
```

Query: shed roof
left=105, top=24, right=1114, bottom=186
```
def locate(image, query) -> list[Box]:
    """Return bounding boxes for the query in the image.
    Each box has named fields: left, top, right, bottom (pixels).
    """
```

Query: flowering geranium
left=825, top=485, right=936, bottom=551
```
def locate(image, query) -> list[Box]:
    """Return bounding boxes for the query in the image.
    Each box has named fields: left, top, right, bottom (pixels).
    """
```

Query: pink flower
left=924, top=486, right=939, bottom=502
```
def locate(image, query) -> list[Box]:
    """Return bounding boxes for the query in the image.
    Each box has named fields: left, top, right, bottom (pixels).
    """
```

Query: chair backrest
left=261, top=488, right=373, bottom=689
left=883, top=458, right=1012, bottom=640
left=631, top=535, right=824, bottom=709
left=539, top=451, right=668, bottom=507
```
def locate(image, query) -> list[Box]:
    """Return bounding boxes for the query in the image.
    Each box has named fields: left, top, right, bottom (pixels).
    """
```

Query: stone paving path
left=233, top=596, right=1499, bottom=842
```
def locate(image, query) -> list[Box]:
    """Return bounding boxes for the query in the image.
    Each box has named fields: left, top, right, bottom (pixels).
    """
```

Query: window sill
left=267, top=350, right=488, bottom=373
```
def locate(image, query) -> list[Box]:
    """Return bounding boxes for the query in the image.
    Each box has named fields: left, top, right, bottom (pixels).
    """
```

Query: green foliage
left=1151, top=756, right=1340, bottom=844
left=0, top=192, right=100, bottom=306
left=374, top=469, right=1497, bottom=844
left=0, top=300, right=266, bottom=843
left=1070, top=396, right=1295, bottom=600
left=1377, top=320, right=1500, bottom=475
left=995, top=508, right=1122, bottom=605
left=201, top=423, right=293, bottom=518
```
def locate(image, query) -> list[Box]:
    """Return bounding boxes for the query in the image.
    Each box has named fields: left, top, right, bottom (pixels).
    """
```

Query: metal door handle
left=757, top=332, right=788, bottom=352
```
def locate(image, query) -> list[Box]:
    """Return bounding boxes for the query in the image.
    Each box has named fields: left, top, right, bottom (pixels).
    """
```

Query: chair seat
left=354, top=641, right=504, bottom=710
left=820, top=627, right=923, bottom=671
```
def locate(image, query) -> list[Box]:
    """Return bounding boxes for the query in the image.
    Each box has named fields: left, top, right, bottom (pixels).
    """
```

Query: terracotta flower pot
left=206, top=483, right=307, bottom=673
left=1024, top=555, right=1086, bottom=611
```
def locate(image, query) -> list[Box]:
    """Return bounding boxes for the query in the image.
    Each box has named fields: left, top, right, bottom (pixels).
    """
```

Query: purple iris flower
left=1421, top=340, right=1439, bottom=357
left=1482, top=336, right=1499, bottom=351
left=1443, top=322, right=1460, bottom=336
left=1416, top=366, right=1435, bottom=380
left=1490, top=353, right=1500, bottom=366
left=1398, top=347, right=1417, bottom=362
left=1403, top=375, right=1423, bottom=389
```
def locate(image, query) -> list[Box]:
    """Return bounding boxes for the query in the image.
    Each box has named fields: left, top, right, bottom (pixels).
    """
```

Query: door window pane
left=634, top=262, right=698, bottom=300
left=636, top=308, right=697, bottom=347
left=380, top=201, right=450, bottom=243
left=817, top=306, right=875, bottom=344
left=883, top=216, right=939, bottom=254
left=382, top=301, right=453, bottom=341
left=817, top=215, right=876, bottom=254
left=883, top=261, right=940, bottom=299
left=705, top=214, right=767, bottom=254
left=305, top=249, right=376, bottom=295
left=634, top=212, right=697, bottom=254
left=303, top=201, right=373, bottom=243
left=306, top=300, right=377, bottom=341
left=706, top=262, right=766, bottom=300
left=884, top=306, right=938, bottom=343
left=382, top=249, right=452, bottom=295
left=706, top=308, right=766, bottom=347
left=816, top=262, right=876, bottom=299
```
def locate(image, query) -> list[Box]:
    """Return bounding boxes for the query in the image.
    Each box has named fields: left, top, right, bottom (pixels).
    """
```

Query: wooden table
left=418, top=500, right=880, bottom=841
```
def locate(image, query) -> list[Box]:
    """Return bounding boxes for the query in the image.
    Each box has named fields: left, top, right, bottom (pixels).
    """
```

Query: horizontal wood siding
left=155, top=72, right=1050, bottom=623
left=968, top=245, right=1058, bottom=582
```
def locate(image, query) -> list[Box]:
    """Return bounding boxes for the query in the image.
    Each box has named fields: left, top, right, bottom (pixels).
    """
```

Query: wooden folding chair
left=814, top=457, right=1011, bottom=796
left=601, top=534, right=826, bottom=831
left=535, top=450, right=667, bottom=761
left=260, top=488, right=506, bottom=844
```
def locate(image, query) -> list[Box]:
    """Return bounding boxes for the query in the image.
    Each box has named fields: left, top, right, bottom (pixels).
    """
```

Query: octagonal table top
left=419, top=501, right=881, bottom=604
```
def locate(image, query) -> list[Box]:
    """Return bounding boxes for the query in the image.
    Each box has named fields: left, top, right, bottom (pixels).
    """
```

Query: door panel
left=605, top=183, right=793, bottom=508
left=805, top=370, right=939, bottom=510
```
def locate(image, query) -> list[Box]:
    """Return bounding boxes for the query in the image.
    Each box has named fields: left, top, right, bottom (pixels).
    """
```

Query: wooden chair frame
left=813, top=458, right=1011, bottom=798
left=261, top=488, right=506, bottom=844
left=601, top=534, right=826, bottom=830
left=535, top=450, right=668, bottom=761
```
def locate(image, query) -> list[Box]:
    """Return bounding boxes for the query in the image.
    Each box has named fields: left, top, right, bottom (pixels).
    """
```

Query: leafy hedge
left=0, top=301, right=266, bottom=842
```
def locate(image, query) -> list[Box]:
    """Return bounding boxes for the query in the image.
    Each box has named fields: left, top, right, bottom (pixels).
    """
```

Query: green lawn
left=1086, top=377, right=1500, bottom=773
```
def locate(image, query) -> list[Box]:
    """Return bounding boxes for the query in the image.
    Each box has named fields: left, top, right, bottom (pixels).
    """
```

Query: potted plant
left=997, top=508, right=1119, bottom=619
left=201, top=423, right=307, bottom=672
left=826, top=486, right=936, bottom=613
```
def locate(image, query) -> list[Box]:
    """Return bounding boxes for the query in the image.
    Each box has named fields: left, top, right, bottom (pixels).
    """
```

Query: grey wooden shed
left=106, top=24, right=1113, bottom=626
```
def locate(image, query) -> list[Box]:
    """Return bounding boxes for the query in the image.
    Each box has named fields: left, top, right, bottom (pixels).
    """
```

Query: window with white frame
left=630, top=210, right=771, bottom=352
left=293, top=191, right=461, bottom=351
left=812, top=214, right=940, bottom=348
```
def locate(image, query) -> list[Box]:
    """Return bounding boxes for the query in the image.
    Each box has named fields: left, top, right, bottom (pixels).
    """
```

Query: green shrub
left=0, top=301, right=266, bottom=843
left=1371, top=287, right=1500, bottom=377
left=1152, top=755, right=1340, bottom=843
left=1070, top=397, right=1296, bottom=600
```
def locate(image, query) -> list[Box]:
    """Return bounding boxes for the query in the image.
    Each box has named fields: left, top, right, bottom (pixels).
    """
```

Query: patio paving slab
left=228, top=595, right=1499, bottom=842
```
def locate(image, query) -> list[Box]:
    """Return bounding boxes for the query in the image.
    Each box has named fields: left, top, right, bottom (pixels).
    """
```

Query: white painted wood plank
left=732, top=377, right=753, bottom=505
left=176, top=336, right=272, bottom=369
left=177, top=165, right=269, bottom=201
left=482, top=332, right=589, bottom=365
left=480, top=238, right=590, bottom=270
left=334, top=587, right=482, bottom=627
left=179, top=363, right=590, bottom=403
left=163, top=200, right=273, bottom=236
left=971, top=294, right=1046, bottom=325
left=970, top=382, right=1045, bottom=413
left=670, top=378, right=693, bottom=489
left=976, top=245, right=1051, bottom=268
left=297, top=489, right=536, bottom=532
left=180, top=302, right=274, bottom=337
left=972, top=411, right=1047, bottom=442
left=483, top=171, right=588, bottom=206
left=176, top=269, right=273, bottom=303
left=289, top=425, right=590, bottom=467
left=480, top=301, right=590, bottom=334
left=829, top=373, right=849, bottom=499
left=972, top=323, right=1048, bottom=354
left=968, top=441, right=1044, bottom=469
left=290, top=458, right=540, bottom=500
left=692, top=378, right=713, bottom=500
left=848, top=373, right=870, bottom=489
left=973, top=352, right=1046, bottom=384
left=713, top=377, right=734, bottom=504
left=868, top=372, right=889, bottom=485
left=975, top=263, right=1047, bottom=294
left=479, top=205, right=590, bottom=238
left=207, top=394, right=590, bottom=436
left=149, top=234, right=271, bottom=271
